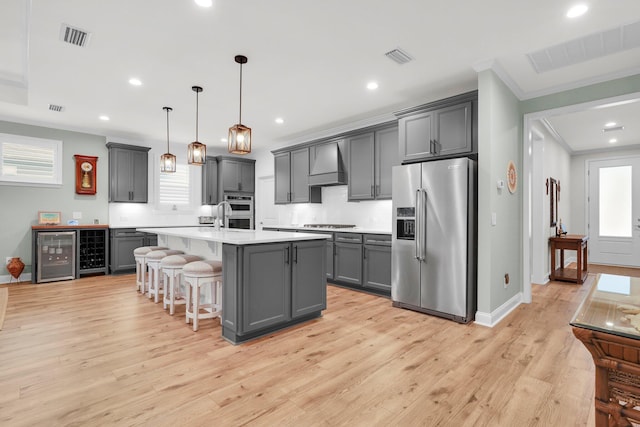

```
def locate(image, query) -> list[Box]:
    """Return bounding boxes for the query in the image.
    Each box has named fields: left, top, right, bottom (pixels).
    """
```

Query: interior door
left=588, top=157, right=640, bottom=266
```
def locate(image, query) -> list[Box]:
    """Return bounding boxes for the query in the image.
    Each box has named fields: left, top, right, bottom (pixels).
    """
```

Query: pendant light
left=160, top=106, right=176, bottom=173
left=188, top=85, right=206, bottom=165
left=228, top=55, right=251, bottom=155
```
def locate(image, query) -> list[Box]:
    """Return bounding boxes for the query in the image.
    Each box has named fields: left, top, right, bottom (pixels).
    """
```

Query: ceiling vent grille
left=603, top=125, right=624, bottom=132
left=385, top=48, right=413, bottom=65
left=527, top=20, right=640, bottom=73
left=60, top=24, right=91, bottom=47
left=48, top=104, right=65, bottom=112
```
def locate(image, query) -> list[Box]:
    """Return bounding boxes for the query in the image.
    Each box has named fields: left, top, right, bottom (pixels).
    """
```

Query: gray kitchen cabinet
left=109, top=228, right=157, bottom=274
left=222, top=239, right=326, bottom=342
left=292, top=240, right=327, bottom=318
left=397, top=92, right=476, bottom=163
left=106, top=143, right=150, bottom=203
left=241, top=242, right=291, bottom=333
left=347, top=126, right=398, bottom=201
left=363, top=234, right=391, bottom=292
left=334, top=233, right=363, bottom=286
left=201, top=156, right=218, bottom=205
left=326, top=239, right=334, bottom=280
left=217, top=156, right=255, bottom=194
left=273, top=148, right=321, bottom=204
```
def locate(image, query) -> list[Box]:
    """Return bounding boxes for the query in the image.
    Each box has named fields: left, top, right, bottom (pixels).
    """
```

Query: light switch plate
left=491, top=212, right=497, bottom=226
left=72, top=211, right=82, bottom=219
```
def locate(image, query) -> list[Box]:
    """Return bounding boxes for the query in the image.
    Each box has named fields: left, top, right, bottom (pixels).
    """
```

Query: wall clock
left=507, top=160, right=517, bottom=194
left=74, top=154, right=98, bottom=195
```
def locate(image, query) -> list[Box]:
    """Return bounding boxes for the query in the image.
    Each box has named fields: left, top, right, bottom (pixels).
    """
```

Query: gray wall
left=477, top=70, right=522, bottom=314
left=0, top=121, right=108, bottom=275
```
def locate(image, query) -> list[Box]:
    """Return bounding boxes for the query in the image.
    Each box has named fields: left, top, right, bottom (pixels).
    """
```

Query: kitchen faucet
left=214, top=201, right=232, bottom=230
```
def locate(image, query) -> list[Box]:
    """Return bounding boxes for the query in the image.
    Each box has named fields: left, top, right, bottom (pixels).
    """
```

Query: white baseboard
left=0, top=272, right=32, bottom=285
left=474, top=292, right=523, bottom=327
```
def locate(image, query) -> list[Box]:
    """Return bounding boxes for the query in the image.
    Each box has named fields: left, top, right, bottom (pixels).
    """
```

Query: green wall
left=477, top=70, right=522, bottom=314
left=0, top=121, right=108, bottom=276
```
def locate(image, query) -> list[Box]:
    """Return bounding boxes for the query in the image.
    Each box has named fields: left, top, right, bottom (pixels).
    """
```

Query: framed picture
left=38, top=211, right=61, bottom=225
left=74, top=154, right=98, bottom=195
left=549, top=177, right=558, bottom=227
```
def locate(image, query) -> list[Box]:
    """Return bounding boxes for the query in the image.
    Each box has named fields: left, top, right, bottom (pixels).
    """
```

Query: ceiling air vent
left=527, top=20, right=640, bottom=73
left=603, top=125, right=624, bottom=132
left=385, top=48, right=413, bottom=65
left=60, top=24, right=91, bottom=47
left=48, top=104, right=65, bottom=112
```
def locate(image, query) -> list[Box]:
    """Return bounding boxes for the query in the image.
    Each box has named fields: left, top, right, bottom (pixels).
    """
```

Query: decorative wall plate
left=507, top=160, right=517, bottom=194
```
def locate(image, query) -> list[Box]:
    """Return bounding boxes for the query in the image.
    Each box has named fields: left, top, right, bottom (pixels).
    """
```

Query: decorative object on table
left=506, top=160, right=517, bottom=194
left=228, top=54, right=252, bottom=155
left=187, top=86, right=206, bottom=165
left=556, top=219, right=567, bottom=237
left=160, top=106, right=176, bottom=173
left=73, top=155, right=98, bottom=195
left=6, top=257, right=25, bottom=281
left=549, top=177, right=558, bottom=227
left=38, top=211, right=61, bottom=225
left=67, top=219, right=79, bottom=226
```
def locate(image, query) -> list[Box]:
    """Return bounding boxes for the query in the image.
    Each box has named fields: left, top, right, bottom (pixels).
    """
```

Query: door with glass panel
left=588, top=157, right=640, bottom=266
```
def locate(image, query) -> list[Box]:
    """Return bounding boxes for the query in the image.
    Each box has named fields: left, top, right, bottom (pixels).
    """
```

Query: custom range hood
left=309, top=141, right=346, bottom=186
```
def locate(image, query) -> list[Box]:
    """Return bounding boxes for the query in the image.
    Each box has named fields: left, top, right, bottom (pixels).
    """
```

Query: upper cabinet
left=217, top=156, right=255, bottom=194
left=106, top=142, right=150, bottom=203
left=396, top=91, right=477, bottom=163
left=201, top=156, right=218, bottom=205
left=347, top=126, right=398, bottom=201
left=274, top=147, right=321, bottom=204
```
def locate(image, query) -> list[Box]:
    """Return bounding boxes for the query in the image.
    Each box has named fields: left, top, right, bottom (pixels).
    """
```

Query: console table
left=571, top=273, right=640, bottom=426
left=549, top=234, right=588, bottom=284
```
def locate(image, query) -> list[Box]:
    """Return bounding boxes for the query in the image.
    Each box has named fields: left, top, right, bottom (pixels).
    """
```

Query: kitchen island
left=138, top=227, right=329, bottom=344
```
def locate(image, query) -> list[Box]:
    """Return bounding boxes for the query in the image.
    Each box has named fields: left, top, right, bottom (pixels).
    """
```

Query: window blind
left=158, top=163, right=190, bottom=205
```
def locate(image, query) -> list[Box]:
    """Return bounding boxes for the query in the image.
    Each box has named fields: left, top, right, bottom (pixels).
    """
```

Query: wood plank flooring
left=1, top=265, right=639, bottom=426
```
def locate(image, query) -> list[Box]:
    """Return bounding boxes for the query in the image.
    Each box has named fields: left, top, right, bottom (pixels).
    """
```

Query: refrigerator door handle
left=415, top=189, right=421, bottom=260
left=421, top=188, right=427, bottom=262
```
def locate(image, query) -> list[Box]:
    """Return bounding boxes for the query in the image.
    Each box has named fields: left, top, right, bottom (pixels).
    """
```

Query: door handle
left=415, top=189, right=421, bottom=260
left=422, top=189, right=428, bottom=262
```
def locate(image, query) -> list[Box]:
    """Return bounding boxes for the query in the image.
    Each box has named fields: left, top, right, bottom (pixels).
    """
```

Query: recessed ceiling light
left=275, top=117, right=284, bottom=124
left=99, top=115, right=110, bottom=121
left=194, top=0, right=213, bottom=7
left=128, top=78, right=142, bottom=86
left=609, top=138, right=617, bottom=144
left=604, top=121, right=617, bottom=127
left=566, top=4, right=588, bottom=18
left=367, top=81, right=379, bottom=90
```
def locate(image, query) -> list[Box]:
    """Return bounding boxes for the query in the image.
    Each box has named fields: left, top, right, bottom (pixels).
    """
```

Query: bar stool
left=146, top=249, right=184, bottom=303
left=134, top=246, right=168, bottom=294
left=183, top=260, right=223, bottom=331
left=160, top=254, right=203, bottom=315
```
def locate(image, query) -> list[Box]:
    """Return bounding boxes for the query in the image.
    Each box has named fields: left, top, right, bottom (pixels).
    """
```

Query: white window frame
left=154, top=154, right=199, bottom=212
left=0, top=133, right=63, bottom=187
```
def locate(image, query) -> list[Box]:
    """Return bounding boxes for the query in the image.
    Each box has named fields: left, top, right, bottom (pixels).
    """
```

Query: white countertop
left=265, top=225, right=391, bottom=235
left=137, top=227, right=331, bottom=245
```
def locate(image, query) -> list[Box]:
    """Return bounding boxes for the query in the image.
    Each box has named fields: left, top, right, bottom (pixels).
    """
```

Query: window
left=157, top=161, right=195, bottom=210
left=599, top=165, right=632, bottom=237
left=0, top=133, right=63, bottom=186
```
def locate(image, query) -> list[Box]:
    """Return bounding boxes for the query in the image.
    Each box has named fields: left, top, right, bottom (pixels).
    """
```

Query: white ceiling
left=1, top=0, right=640, bottom=153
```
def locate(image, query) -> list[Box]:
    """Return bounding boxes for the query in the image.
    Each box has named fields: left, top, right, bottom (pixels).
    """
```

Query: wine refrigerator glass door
left=37, top=231, right=76, bottom=283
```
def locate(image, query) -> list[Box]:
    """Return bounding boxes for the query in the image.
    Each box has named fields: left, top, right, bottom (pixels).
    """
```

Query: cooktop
left=302, top=224, right=357, bottom=229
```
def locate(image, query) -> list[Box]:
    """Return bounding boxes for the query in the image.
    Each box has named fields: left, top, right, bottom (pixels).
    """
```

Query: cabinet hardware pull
left=371, top=185, right=374, bottom=197
left=363, top=247, right=367, bottom=259
left=285, top=247, right=290, bottom=264
left=375, top=185, right=380, bottom=196
left=293, top=246, right=298, bottom=263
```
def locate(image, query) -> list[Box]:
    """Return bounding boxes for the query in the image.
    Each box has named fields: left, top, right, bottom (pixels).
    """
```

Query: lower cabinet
left=363, top=242, right=391, bottom=293
left=334, top=235, right=363, bottom=286
left=109, top=228, right=158, bottom=274
left=222, top=240, right=326, bottom=343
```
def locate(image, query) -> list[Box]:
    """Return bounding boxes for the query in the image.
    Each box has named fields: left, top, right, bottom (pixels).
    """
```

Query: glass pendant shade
left=160, top=106, right=176, bottom=173
left=160, top=152, right=176, bottom=172
left=228, top=124, right=252, bottom=154
left=188, top=86, right=206, bottom=165
left=229, top=55, right=251, bottom=155
left=188, top=141, right=206, bottom=164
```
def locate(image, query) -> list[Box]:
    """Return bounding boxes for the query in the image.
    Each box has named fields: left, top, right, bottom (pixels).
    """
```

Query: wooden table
left=549, top=234, right=588, bottom=284
left=571, top=274, right=640, bottom=426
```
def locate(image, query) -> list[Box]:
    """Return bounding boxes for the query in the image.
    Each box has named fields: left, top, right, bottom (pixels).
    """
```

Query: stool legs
left=184, top=275, right=221, bottom=332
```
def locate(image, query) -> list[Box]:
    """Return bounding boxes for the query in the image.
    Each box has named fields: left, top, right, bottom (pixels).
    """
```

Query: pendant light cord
left=166, top=108, right=170, bottom=152
left=195, top=90, right=199, bottom=141
left=239, top=62, right=243, bottom=124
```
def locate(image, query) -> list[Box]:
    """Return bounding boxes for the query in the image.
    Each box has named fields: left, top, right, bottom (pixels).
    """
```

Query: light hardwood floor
left=1, top=265, right=639, bottom=426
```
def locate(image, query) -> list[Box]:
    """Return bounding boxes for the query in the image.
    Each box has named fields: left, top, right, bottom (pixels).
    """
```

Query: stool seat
left=134, top=246, right=168, bottom=293
left=161, top=254, right=203, bottom=315
left=146, top=249, right=184, bottom=303
left=183, top=260, right=223, bottom=331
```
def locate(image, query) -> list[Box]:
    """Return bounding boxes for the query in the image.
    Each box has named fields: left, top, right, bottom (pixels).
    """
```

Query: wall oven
left=223, top=194, right=254, bottom=230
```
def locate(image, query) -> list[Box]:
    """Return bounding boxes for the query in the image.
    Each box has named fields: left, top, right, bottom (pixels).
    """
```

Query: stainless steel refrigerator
left=391, top=157, right=476, bottom=323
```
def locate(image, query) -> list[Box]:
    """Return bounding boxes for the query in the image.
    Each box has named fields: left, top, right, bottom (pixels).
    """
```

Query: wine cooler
left=37, top=231, right=76, bottom=283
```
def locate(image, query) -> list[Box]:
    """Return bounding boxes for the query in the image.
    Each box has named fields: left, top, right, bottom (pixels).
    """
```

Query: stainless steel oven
left=224, top=193, right=254, bottom=229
